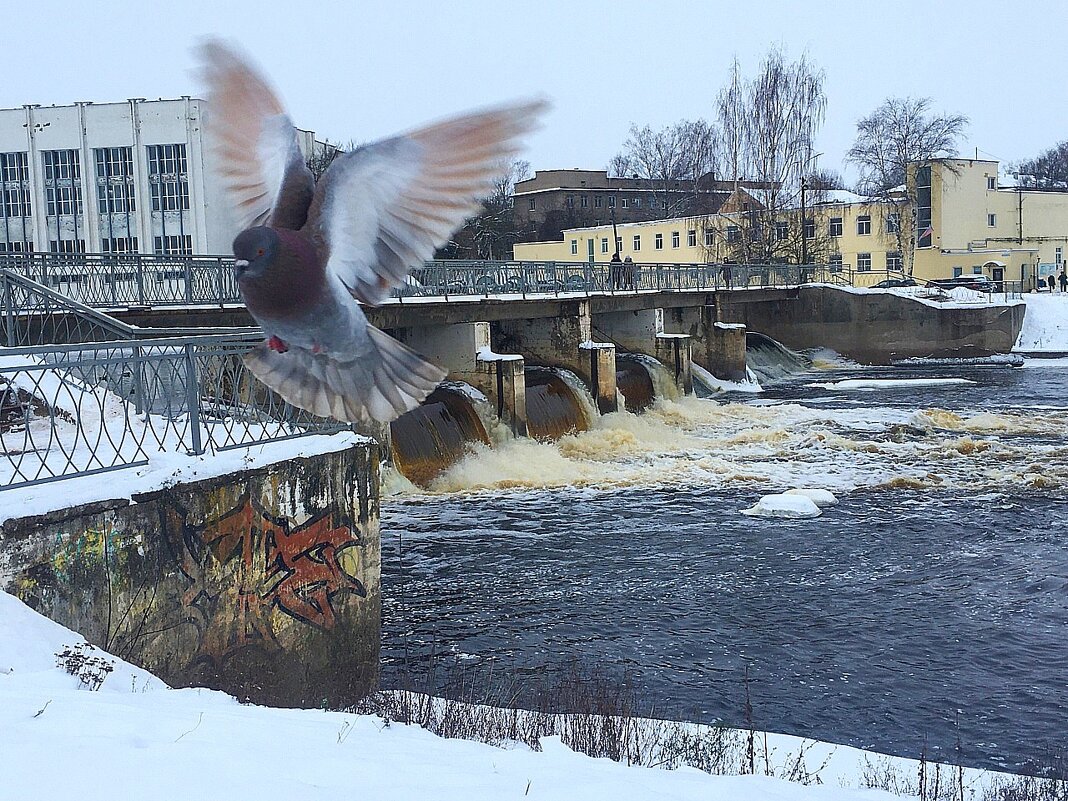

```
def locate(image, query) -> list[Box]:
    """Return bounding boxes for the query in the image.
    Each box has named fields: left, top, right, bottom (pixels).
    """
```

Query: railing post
left=3, top=273, right=14, bottom=347
left=137, top=258, right=145, bottom=306
left=216, top=258, right=225, bottom=307
left=132, top=344, right=145, bottom=415
left=185, top=258, right=193, bottom=304
left=184, top=343, right=204, bottom=455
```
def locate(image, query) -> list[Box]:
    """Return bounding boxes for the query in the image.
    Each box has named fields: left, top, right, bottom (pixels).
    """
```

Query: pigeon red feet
left=267, top=335, right=289, bottom=353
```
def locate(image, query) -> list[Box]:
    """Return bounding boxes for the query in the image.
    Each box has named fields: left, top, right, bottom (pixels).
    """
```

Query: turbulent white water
left=383, top=389, right=1068, bottom=497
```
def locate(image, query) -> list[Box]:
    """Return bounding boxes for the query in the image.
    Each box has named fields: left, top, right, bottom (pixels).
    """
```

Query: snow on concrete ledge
left=0, top=432, right=366, bottom=524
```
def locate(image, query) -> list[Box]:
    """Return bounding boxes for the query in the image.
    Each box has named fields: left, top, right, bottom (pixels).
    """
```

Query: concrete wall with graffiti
left=0, top=443, right=381, bottom=707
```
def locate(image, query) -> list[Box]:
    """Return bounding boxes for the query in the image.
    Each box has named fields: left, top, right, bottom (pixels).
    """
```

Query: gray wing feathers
left=198, top=39, right=314, bottom=231
left=243, top=326, right=446, bottom=423
left=315, top=100, right=548, bottom=305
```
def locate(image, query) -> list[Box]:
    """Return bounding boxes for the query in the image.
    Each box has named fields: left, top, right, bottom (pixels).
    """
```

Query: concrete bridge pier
left=494, top=299, right=618, bottom=415
left=662, top=306, right=748, bottom=382
left=593, top=308, right=694, bottom=396
left=392, top=322, right=527, bottom=437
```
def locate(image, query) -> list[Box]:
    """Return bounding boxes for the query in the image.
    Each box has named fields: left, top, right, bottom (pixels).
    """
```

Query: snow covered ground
left=0, top=590, right=1036, bottom=801
left=1014, top=292, right=1068, bottom=352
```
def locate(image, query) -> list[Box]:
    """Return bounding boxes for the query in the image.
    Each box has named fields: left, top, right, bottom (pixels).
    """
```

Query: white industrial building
left=0, top=98, right=319, bottom=256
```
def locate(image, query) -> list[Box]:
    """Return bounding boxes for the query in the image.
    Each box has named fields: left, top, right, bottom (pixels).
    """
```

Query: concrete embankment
left=0, top=444, right=381, bottom=707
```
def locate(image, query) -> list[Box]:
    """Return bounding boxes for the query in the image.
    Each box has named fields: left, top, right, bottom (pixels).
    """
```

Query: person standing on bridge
left=1048, top=273, right=1057, bottom=292
left=1059, top=269, right=1067, bottom=293
left=610, top=251, right=623, bottom=289
left=623, top=255, right=635, bottom=289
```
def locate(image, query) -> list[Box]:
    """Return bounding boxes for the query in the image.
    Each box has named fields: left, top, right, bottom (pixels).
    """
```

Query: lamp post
left=800, top=174, right=808, bottom=267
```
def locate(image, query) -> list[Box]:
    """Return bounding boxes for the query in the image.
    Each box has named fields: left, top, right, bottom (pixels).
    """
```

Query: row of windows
left=828, top=213, right=900, bottom=238
left=534, top=195, right=672, bottom=212
left=0, top=145, right=190, bottom=219
left=0, top=234, right=191, bottom=255
left=829, top=252, right=902, bottom=271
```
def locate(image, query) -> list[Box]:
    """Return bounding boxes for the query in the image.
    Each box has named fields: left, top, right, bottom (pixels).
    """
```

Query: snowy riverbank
left=1014, top=292, right=1068, bottom=352
left=0, top=590, right=1046, bottom=801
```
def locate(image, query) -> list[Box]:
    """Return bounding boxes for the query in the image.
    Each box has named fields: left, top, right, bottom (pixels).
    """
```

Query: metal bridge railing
left=0, top=333, right=347, bottom=491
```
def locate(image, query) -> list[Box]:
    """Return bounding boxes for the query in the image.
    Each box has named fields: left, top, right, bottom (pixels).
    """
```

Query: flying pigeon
left=198, top=40, right=546, bottom=423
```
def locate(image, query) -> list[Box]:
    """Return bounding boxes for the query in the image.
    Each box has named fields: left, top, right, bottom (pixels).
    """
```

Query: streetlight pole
left=800, top=175, right=807, bottom=267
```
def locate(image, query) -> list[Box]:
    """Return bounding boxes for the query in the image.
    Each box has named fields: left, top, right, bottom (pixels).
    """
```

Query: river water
left=379, top=357, right=1068, bottom=774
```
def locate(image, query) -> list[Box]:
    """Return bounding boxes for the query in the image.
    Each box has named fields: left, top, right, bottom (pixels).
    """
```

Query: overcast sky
left=5, top=0, right=1065, bottom=184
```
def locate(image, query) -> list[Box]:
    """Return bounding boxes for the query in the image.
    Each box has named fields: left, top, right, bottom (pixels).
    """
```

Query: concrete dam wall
left=716, top=286, right=1026, bottom=363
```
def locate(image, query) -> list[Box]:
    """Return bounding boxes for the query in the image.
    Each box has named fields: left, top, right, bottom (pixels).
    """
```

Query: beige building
left=514, top=159, right=1068, bottom=289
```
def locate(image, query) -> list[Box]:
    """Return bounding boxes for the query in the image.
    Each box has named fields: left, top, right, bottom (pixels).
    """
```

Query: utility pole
left=800, top=175, right=807, bottom=266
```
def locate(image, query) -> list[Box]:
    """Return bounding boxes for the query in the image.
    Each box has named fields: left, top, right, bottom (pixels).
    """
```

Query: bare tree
left=611, top=119, right=719, bottom=218
left=847, top=97, right=968, bottom=194
left=709, top=48, right=827, bottom=265
left=1011, top=141, right=1068, bottom=189
left=846, top=97, right=967, bottom=273
left=437, top=159, right=531, bottom=260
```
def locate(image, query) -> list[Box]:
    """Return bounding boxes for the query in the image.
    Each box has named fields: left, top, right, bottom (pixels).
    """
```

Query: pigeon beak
left=234, top=259, right=249, bottom=268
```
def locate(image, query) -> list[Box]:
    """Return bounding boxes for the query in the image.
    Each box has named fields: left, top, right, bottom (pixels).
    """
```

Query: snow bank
left=1, top=588, right=953, bottom=801
left=1014, top=293, right=1068, bottom=352
left=784, top=488, right=838, bottom=507
left=742, top=493, right=822, bottom=518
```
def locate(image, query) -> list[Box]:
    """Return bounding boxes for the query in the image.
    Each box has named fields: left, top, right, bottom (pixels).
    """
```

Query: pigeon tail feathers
left=243, top=326, right=446, bottom=423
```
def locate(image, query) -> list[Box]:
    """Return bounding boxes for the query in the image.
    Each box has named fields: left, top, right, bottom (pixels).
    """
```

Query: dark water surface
left=380, top=362, right=1068, bottom=773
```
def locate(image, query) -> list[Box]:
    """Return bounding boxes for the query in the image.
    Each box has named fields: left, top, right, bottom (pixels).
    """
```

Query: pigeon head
left=232, top=226, right=280, bottom=280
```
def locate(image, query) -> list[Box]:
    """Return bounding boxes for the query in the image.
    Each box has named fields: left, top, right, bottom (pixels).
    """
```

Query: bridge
left=0, top=253, right=1024, bottom=491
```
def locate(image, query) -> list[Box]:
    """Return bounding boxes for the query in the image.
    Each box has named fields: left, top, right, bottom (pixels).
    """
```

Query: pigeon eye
left=256, top=248, right=265, bottom=256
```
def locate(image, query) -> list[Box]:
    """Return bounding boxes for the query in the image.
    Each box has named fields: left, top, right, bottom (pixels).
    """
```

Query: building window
left=916, top=164, right=933, bottom=247
left=886, top=252, right=902, bottom=270
left=94, top=147, right=136, bottom=213
left=886, top=212, right=900, bottom=234
left=987, top=213, right=997, bottom=227
left=953, top=266, right=963, bottom=277
left=726, top=225, right=740, bottom=243
left=565, top=195, right=574, bottom=208
left=671, top=231, right=680, bottom=248
left=42, top=149, right=83, bottom=216
left=153, top=235, right=192, bottom=255
left=803, top=218, right=815, bottom=239
left=987, top=176, right=997, bottom=190
left=147, top=144, right=189, bottom=212
left=0, top=241, right=33, bottom=253
left=632, top=235, right=641, bottom=251
left=828, top=254, right=843, bottom=271
left=857, top=252, right=872, bottom=271
left=687, top=230, right=697, bottom=247
left=570, top=239, right=578, bottom=255
left=829, top=217, right=843, bottom=237
left=49, top=239, right=86, bottom=254
left=600, top=237, right=609, bottom=254
left=1057, top=247, right=1063, bottom=265
left=775, top=221, right=789, bottom=241
left=595, top=196, right=603, bottom=208
left=704, top=229, right=714, bottom=246
left=580, top=196, right=588, bottom=208
left=856, top=215, right=871, bottom=235
left=0, top=152, right=32, bottom=218
left=616, top=237, right=622, bottom=253
left=621, top=198, right=629, bottom=209
left=654, top=233, right=663, bottom=250
left=101, top=237, right=139, bottom=253
left=634, top=197, right=641, bottom=209
left=607, top=196, right=616, bottom=208
left=528, top=198, right=536, bottom=211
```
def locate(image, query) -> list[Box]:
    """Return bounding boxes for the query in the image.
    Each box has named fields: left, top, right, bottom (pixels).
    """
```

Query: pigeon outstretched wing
left=198, top=39, right=314, bottom=230
left=306, top=101, right=547, bottom=305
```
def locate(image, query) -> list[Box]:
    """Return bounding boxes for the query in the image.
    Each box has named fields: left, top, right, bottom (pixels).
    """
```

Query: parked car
left=931, top=276, right=997, bottom=293
left=872, top=277, right=918, bottom=288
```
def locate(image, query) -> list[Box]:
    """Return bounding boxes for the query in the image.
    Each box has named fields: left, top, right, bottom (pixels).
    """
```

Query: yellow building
left=513, top=159, right=1068, bottom=289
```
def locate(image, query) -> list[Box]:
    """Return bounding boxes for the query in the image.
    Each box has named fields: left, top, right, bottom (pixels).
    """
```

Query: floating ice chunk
left=741, top=493, right=822, bottom=518
left=807, top=378, right=975, bottom=391
left=784, top=488, right=838, bottom=507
